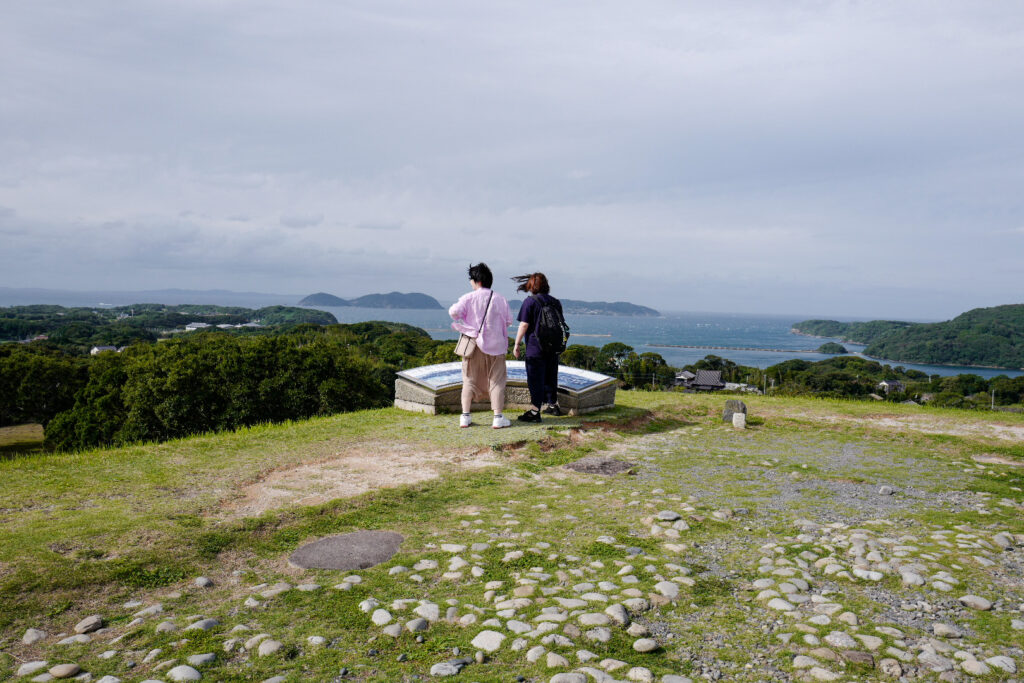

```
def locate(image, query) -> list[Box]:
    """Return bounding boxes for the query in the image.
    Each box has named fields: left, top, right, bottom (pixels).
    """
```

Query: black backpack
left=535, top=297, right=570, bottom=354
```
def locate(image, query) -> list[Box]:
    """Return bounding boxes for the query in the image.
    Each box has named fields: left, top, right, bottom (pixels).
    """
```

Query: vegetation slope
left=793, top=304, right=1024, bottom=369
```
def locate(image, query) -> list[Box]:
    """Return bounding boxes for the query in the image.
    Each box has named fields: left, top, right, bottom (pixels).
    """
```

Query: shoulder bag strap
left=475, top=291, right=493, bottom=337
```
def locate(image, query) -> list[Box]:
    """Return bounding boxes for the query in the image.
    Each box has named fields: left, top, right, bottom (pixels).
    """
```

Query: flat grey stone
left=96, top=676, right=122, bottom=683
left=430, top=662, right=461, bottom=676
left=406, top=618, right=429, bottom=633
left=918, top=652, right=954, bottom=672
left=984, top=656, right=1016, bottom=673
left=187, top=653, right=216, bottom=666
left=605, top=603, right=630, bottom=626
left=262, top=678, right=287, bottom=683
left=74, top=615, right=104, bottom=634
left=259, top=582, right=292, bottom=598
left=49, top=664, right=82, bottom=679
left=662, top=677, right=694, bottom=683
left=958, top=595, right=992, bottom=611
left=654, top=581, right=679, bottom=599
left=824, top=632, right=857, bottom=649
left=185, top=618, right=219, bottom=631
left=57, top=635, right=90, bottom=645
left=549, top=675, right=587, bottom=683
left=414, top=602, right=440, bottom=621
left=564, top=457, right=635, bottom=475
left=633, top=638, right=658, bottom=652
left=579, top=613, right=610, bottom=626
left=961, top=660, right=990, bottom=676
left=23, top=628, right=47, bottom=645
left=878, top=658, right=902, bottom=677
left=194, top=577, right=213, bottom=588
left=244, top=633, right=271, bottom=650
left=257, top=640, right=283, bottom=657
left=133, top=604, right=163, bottom=618
left=18, top=661, right=49, bottom=677
left=167, top=665, right=202, bottom=681
left=289, top=530, right=404, bottom=570
left=470, top=630, right=505, bottom=652
left=656, top=510, right=681, bottom=521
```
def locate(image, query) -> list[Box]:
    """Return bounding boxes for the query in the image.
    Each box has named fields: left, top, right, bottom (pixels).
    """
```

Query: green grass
left=0, top=422, right=46, bottom=456
left=2, top=391, right=1022, bottom=682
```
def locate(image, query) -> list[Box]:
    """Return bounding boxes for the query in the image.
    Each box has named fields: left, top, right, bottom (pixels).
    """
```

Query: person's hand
left=513, top=343, right=520, bottom=359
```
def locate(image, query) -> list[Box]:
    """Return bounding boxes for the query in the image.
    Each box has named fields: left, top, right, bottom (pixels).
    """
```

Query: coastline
left=791, top=327, right=1022, bottom=372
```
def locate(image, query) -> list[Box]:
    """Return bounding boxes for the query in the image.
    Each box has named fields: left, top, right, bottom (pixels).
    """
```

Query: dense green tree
left=561, top=344, right=601, bottom=371
left=0, top=346, right=87, bottom=427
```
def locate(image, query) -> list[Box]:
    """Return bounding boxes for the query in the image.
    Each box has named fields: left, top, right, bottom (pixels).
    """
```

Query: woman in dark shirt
left=512, top=272, right=564, bottom=422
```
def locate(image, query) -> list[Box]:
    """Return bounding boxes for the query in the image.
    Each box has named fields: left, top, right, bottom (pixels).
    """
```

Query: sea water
left=315, top=306, right=1022, bottom=379
left=4, top=288, right=1017, bottom=378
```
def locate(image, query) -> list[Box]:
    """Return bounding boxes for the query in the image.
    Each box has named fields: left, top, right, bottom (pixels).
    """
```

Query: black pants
left=525, top=354, right=559, bottom=408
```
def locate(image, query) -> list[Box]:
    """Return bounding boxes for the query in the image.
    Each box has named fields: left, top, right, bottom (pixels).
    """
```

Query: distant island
left=793, top=303, right=1024, bottom=369
left=299, top=292, right=443, bottom=309
left=816, top=342, right=848, bottom=354
left=510, top=299, right=660, bottom=317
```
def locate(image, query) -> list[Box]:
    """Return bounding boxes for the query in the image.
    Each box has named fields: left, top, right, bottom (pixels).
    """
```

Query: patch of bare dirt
left=972, top=454, right=1024, bottom=467
left=806, top=414, right=1024, bottom=441
left=218, top=442, right=502, bottom=519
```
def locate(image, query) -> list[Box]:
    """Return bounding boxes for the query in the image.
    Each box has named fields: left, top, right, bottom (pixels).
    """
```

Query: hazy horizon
left=3, top=2, right=1023, bottom=319
left=0, top=284, right=962, bottom=322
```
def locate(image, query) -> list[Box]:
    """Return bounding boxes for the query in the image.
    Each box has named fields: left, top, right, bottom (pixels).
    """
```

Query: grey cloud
left=280, top=213, right=324, bottom=229
left=355, top=221, right=402, bottom=231
left=1, top=1, right=1022, bottom=318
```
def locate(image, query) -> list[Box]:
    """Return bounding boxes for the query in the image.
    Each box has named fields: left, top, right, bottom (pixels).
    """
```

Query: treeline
left=0, top=304, right=338, bottom=355
left=864, top=304, right=1024, bottom=369
left=729, top=355, right=1024, bottom=408
left=792, top=319, right=914, bottom=344
left=557, top=346, right=1024, bottom=408
left=1, top=322, right=453, bottom=452
left=792, top=304, right=1024, bottom=369
left=561, top=342, right=676, bottom=388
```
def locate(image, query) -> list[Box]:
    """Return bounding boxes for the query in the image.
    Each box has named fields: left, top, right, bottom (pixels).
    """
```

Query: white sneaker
left=459, top=414, right=472, bottom=428
left=492, top=415, right=511, bottom=429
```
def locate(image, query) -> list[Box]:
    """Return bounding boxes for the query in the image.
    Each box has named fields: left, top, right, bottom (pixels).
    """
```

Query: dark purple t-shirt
left=517, top=293, right=563, bottom=358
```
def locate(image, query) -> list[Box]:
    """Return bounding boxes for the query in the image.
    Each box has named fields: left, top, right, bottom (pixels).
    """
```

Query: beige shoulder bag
left=454, top=291, right=493, bottom=358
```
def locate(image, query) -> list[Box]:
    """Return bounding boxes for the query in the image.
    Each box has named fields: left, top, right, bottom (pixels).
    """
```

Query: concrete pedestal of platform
left=393, top=361, right=617, bottom=416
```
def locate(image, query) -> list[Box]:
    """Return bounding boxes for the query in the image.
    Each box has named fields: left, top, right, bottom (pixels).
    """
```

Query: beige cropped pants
left=461, top=351, right=507, bottom=413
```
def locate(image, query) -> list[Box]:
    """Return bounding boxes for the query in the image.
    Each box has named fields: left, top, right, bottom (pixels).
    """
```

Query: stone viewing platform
left=394, top=361, right=617, bottom=415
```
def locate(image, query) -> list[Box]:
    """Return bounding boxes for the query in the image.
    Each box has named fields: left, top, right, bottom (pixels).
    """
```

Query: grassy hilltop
left=1, top=393, right=1022, bottom=682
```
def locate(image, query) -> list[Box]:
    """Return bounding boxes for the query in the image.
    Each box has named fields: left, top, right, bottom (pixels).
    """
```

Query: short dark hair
left=468, top=263, right=493, bottom=288
left=512, top=272, right=550, bottom=294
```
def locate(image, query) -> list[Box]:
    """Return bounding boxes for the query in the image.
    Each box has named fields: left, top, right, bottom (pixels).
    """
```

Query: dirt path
left=218, top=441, right=502, bottom=519
left=767, top=407, right=1024, bottom=442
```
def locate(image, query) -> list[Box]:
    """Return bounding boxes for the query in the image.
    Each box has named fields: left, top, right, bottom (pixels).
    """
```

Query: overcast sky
left=2, top=1, right=1022, bottom=319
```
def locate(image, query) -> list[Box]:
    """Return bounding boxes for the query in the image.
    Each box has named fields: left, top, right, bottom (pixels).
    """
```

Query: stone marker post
left=723, top=399, right=747, bottom=423
left=732, top=412, right=746, bottom=429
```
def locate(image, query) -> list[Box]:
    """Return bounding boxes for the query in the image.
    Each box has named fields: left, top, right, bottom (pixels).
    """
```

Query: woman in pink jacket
left=449, top=263, right=514, bottom=428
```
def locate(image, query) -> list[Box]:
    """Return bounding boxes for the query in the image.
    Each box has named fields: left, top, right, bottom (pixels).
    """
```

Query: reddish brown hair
left=512, top=272, right=550, bottom=294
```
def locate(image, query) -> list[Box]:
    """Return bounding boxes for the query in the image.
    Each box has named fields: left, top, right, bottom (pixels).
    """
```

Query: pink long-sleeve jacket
left=449, top=288, right=513, bottom=357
